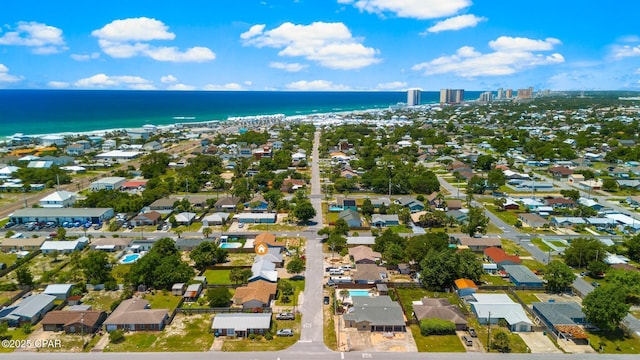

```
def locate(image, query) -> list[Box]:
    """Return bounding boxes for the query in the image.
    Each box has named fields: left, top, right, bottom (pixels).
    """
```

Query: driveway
left=518, top=332, right=562, bottom=353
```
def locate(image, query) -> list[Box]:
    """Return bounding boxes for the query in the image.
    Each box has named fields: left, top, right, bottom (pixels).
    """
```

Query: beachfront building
left=39, top=135, right=65, bottom=147
left=89, top=177, right=126, bottom=191
left=9, top=208, right=114, bottom=226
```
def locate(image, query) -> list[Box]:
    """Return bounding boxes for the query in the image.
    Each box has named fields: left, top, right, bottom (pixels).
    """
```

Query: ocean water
left=0, top=90, right=482, bottom=138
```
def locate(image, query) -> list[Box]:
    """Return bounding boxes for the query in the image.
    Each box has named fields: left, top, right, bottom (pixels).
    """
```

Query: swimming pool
left=120, top=253, right=141, bottom=264
left=220, top=242, right=242, bottom=249
left=348, top=290, right=370, bottom=297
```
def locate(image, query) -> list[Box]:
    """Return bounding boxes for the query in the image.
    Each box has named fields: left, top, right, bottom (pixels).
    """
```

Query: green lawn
left=467, top=318, right=529, bottom=353
left=220, top=315, right=301, bottom=351
left=82, top=290, right=123, bottom=312
left=500, top=239, right=531, bottom=257
left=203, top=269, right=233, bottom=285
left=480, top=273, right=512, bottom=286
left=488, top=207, right=521, bottom=226
left=0, top=328, right=31, bottom=353
left=409, top=324, right=465, bottom=352
left=512, top=290, right=541, bottom=304
left=323, top=292, right=338, bottom=351
left=249, top=224, right=306, bottom=232
left=531, top=238, right=552, bottom=252
left=0, top=252, right=18, bottom=267
left=111, top=264, right=131, bottom=284
left=276, top=279, right=305, bottom=306
left=153, top=314, right=214, bottom=351
left=394, top=288, right=463, bottom=316
left=587, top=329, right=640, bottom=354
left=521, top=258, right=545, bottom=273
left=386, top=225, right=413, bottom=234
left=104, top=332, right=158, bottom=352
left=143, top=290, right=183, bottom=311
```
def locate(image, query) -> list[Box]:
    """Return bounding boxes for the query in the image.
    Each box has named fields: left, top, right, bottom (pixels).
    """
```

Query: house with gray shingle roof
left=343, top=296, right=406, bottom=332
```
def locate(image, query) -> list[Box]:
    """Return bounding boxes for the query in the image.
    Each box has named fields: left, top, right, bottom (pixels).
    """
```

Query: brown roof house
left=412, top=298, right=468, bottom=330
left=131, top=211, right=162, bottom=226
left=104, top=298, right=168, bottom=332
left=454, top=236, right=502, bottom=252
left=254, top=232, right=284, bottom=249
left=41, top=310, right=107, bottom=334
left=348, top=245, right=381, bottom=265
left=353, top=264, right=389, bottom=284
left=232, top=280, right=277, bottom=309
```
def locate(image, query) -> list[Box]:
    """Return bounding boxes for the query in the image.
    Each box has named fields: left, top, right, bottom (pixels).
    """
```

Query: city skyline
left=1, top=0, right=640, bottom=91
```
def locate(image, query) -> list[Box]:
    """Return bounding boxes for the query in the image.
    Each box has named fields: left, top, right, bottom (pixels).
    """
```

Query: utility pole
left=487, top=311, right=491, bottom=352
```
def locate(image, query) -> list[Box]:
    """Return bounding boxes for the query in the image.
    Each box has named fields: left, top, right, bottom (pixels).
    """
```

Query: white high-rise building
left=407, top=88, right=421, bottom=106
left=497, top=88, right=504, bottom=100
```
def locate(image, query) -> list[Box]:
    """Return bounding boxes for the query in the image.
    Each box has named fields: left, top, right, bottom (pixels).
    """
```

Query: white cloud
left=285, top=80, right=350, bottom=90
left=92, top=17, right=215, bottom=62
left=0, top=64, right=22, bottom=83
left=71, top=52, right=100, bottom=61
left=203, top=83, right=244, bottom=91
left=610, top=44, right=640, bottom=59
left=47, top=81, right=70, bottom=88
left=489, top=36, right=561, bottom=52
left=166, top=83, right=196, bottom=91
left=412, top=36, right=564, bottom=78
left=74, top=73, right=153, bottom=89
left=270, top=62, right=308, bottom=72
left=338, top=0, right=471, bottom=19
left=0, top=21, right=67, bottom=54
left=241, top=22, right=379, bottom=70
left=635, top=68, right=640, bottom=75
left=376, top=81, right=407, bottom=89
left=618, top=35, right=640, bottom=43
left=161, top=75, right=178, bottom=83
left=425, top=14, right=487, bottom=33
left=243, top=81, right=253, bottom=86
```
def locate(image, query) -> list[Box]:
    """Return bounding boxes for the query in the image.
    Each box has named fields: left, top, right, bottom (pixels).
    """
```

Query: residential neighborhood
left=1, top=94, right=640, bottom=355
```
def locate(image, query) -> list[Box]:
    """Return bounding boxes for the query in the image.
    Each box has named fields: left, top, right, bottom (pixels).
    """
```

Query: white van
left=329, top=268, right=344, bottom=275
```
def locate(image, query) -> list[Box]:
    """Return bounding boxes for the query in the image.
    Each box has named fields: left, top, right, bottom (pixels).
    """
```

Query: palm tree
left=202, top=227, right=212, bottom=238
left=339, top=289, right=350, bottom=303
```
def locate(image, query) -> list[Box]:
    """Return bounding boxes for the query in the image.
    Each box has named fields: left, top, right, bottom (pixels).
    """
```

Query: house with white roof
left=0, top=294, right=56, bottom=327
left=40, top=238, right=88, bottom=254
left=43, top=284, right=74, bottom=300
left=39, top=190, right=77, bottom=208
left=468, top=293, right=532, bottom=332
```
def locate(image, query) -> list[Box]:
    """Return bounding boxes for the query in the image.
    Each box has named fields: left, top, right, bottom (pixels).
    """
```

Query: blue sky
left=1, top=0, right=639, bottom=91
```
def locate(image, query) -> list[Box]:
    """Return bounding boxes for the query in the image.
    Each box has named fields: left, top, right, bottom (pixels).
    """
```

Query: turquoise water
left=349, top=290, right=370, bottom=297
left=220, top=243, right=242, bottom=249
left=120, top=253, right=141, bottom=264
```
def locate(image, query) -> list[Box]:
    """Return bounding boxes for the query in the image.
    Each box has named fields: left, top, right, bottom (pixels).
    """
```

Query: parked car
left=276, top=312, right=295, bottom=320
left=591, top=281, right=601, bottom=288
left=462, top=335, right=473, bottom=346
left=468, top=327, right=477, bottom=337
left=276, top=329, right=293, bottom=336
left=323, top=296, right=330, bottom=305
left=329, top=268, right=344, bottom=275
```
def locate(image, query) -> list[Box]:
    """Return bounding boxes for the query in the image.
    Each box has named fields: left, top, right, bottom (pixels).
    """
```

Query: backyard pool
left=348, top=290, right=371, bottom=297
left=220, top=242, right=242, bottom=249
left=120, top=253, right=142, bottom=264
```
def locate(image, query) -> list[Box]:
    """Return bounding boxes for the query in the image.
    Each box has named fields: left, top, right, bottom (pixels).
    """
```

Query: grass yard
left=512, top=290, right=541, bottom=304
left=0, top=289, right=21, bottom=306
left=225, top=253, right=254, bottom=266
left=587, top=329, right=640, bottom=354
left=111, top=264, right=131, bottom=284
left=82, top=290, right=124, bottom=311
left=531, top=238, right=552, bottom=252
left=0, top=328, right=31, bottom=353
left=153, top=314, right=214, bottom=351
left=220, top=315, right=301, bottom=351
left=386, top=225, right=413, bottom=234
left=409, top=324, right=465, bottom=352
left=521, top=258, right=545, bottom=272
left=489, top=207, right=521, bottom=226
left=500, top=239, right=531, bottom=257
left=480, top=273, right=512, bottom=286
left=105, top=332, right=158, bottom=352
left=143, top=290, right=183, bottom=311
left=467, top=318, right=529, bottom=353
left=394, top=288, right=463, bottom=316
left=203, top=269, right=233, bottom=285
left=323, top=292, right=338, bottom=351
left=249, top=224, right=306, bottom=232
left=276, top=279, right=305, bottom=306
left=485, top=222, right=504, bottom=234
left=0, top=252, right=18, bottom=267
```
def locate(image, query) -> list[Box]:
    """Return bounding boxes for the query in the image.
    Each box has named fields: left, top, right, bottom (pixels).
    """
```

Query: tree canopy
left=127, top=238, right=194, bottom=290
left=544, top=260, right=576, bottom=293
left=582, top=284, right=630, bottom=331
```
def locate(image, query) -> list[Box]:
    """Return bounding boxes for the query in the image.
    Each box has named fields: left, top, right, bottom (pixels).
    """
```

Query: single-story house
left=548, top=166, right=573, bottom=178
left=579, top=179, right=603, bottom=191
left=104, top=298, right=169, bottom=332
left=550, top=217, right=586, bottom=228
left=131, top=211, right=162, bottom=226
left=370, top=214, right=400, bottom=227
left=454, top=278, right=478, bottom=297
left=214, top=196, right=241, bottom=212
left=348, top=245, right=381, bottom=265
left=532, top=302, right=588, bottom=341
left=453, top=236, right=502, bottom=252
left=501, top=265, right=544, bottom=287
left=412, top=298, right=467, bottom=330
left=518, top=213, right=549, bottom=228
left=0, top=294, right=56, bottom=327
left=244, top=195, right=269, bottom=212
left=577, top=197, right=604, bottom=210
left=335, top=197, right=358, bottom=211
left=469, top=293, right=532, bottom=332
left=234, top=212, right=276, bottom=224
left=484, top=247, right=521, bottom=268
left=343, top=296, right=406, bottom=332
left=41, top=310, right=107, bottom=334
left=211, top=313, right=272, bottom=337
left=352, top=264, right=388, bottom=284
left=89, top=237, right=132, bottom=252
left=338, top=209, right=363, bottom=228
left=446, top=199, right=463, bottom=211
left=394, top=198, right=425, bottom=213
left=568, top=174, right=585, bottom=184
left=545, top=197, right=576, bottom=209
left=43, top=284, right=73, bottom=300
left=281, top=178, right=306, bottom=192
left=89, top=177, right=126, bottom=191
left=174, top=212, right=197, bottom=225
left=253, top=232, right=284, bottom=249
left=40, top=238, right=88, bottom=254
left=346, top=236, right=376, bottom=246
left=0, top=237, right=46, bottom=252
left=202, top=212, right=230, bottom=226
left=149, top=198, right=175, bottom=212
left=232, top=280, right=277, bottom=309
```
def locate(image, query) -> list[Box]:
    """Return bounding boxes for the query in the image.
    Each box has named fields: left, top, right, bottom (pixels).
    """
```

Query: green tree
left=405, top=233, right=449, bottom=264
left=602, top=178, right=618, bottom=192
left=560, top=189, right=580, bottom=201
left=461, top=207, right=489, bottom=237
left=492, top=330, right=511, bottom=353
left=587, top=260, right=609, bottom=278
left=81, top=251, right=114, bottom=285
left=16, top=267, right=34, bottom=286
left=419, top=249, right=458, bottom=290
left=207, top=287, right=232, bottom=307
left=475, top=155, right=496, bottom=171
left=373, top=228, right=405, bottom=253
left=333, top=218, right=349, bottom=235
left=286, top=256, right=305, bottom=275
left=202, top=227, right=212, bottom=238
left=562, top=237, right=608, bottom=267
left=278, top=280, right=295, bottom=304
left=487, top=169, right=506, bottom=189
left=624, top=234, right=640, bottom=262
left=361, top=198, right=375, bottom=216
left=229, top=267, right=244, bottom=285
left=544, top=260, right=576, bottom=293
left=293, top=200, right=316, bottom=224
left=582, top=284, right=630, bottom=331
left=56, top=226, right=66, bottom=240
left=467, top=175, right=486, bottom=194
left=382, top=242, right=405, bottom=266
left=127, top=238, right=194, bottom=290
left=456, top=250, right=483, bottom=282
left=189, top=241, right=227, bottom=270
left=493, top=197, right=506, bottom=211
